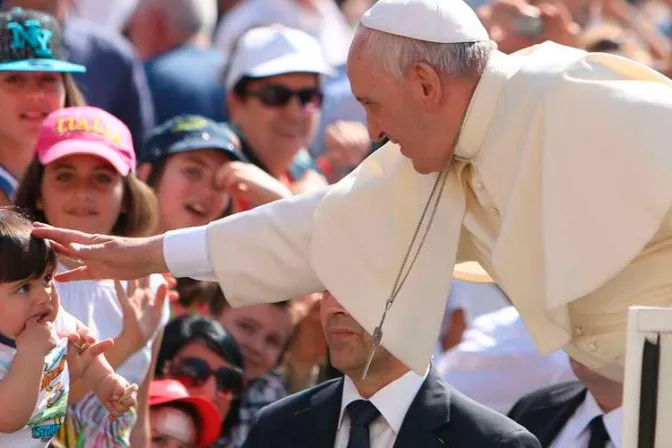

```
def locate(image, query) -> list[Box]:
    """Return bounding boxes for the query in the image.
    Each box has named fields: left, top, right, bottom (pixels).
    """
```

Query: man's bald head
left=129, top=0, right=217, bottom=60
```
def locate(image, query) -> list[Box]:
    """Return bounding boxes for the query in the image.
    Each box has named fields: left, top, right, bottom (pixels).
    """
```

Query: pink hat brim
left=38, top=139, right=133, bottom=176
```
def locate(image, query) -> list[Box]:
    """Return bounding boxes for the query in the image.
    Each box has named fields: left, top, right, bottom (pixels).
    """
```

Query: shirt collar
left=567, top=390, right=622, bottom=448
left=338, top=366, right=429, bottom=434
left=0, top=163, right=18, bottom=200
left=454, top=50, right=520, bottom=162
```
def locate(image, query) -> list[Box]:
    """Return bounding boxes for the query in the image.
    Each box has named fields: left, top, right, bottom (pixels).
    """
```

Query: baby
left=0, top=208, right=136, bottom=447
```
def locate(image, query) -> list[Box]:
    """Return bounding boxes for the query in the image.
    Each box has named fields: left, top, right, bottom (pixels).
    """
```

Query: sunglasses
left=169, top=357, right=245, bottom=398
left=244, top=84, right=323, bottom=108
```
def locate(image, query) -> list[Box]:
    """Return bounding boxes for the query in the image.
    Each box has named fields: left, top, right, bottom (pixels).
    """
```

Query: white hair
left=147, top=0, right=218, bottom=36
left=356, top=26, right=496, bottom=79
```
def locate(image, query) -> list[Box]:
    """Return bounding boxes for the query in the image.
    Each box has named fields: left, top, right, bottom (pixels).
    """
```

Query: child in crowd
left=149, top=379, right=222, bottom=448
left=0, top=8, right=87, bottom=205
left=138, top=114, right=292, bottom=232
left=14, top=106, right=169, bottom=447
left=138, top=114, right=293, bottom=316
left=0, top=208, right=136, bottom=447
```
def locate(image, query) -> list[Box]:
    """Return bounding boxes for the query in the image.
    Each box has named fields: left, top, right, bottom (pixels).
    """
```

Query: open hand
left=31, top=223, right=167, bottom=282
left=115, top=278, right=171, bottom=352
left=63, top=328, right=114, bottom=381
left=323, top=121, right=371, bottom=167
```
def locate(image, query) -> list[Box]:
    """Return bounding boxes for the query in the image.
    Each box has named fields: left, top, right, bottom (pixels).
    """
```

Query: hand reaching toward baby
left=94, top=373, right=138, bottom=420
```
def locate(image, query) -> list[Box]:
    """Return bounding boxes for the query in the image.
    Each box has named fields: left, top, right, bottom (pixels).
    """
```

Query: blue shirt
left=145, top=45, right=228, bottom=125
left=64, top=17, right=156, bottom=158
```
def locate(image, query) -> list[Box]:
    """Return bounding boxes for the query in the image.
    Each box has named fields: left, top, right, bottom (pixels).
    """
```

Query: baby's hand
left=94, top=373, right=138, bottom=420
left=62, top=329, right=114, bottom=381
left=16, top=317, right=58, bottom=356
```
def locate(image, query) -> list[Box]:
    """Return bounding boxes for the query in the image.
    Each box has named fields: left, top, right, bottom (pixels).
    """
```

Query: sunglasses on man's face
left=244, top=84, right=323, bottom=108
left=169, top=357, right=245, bottom=398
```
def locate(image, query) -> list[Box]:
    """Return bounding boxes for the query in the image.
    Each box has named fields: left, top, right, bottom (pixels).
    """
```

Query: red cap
left=149, top=379, right=222, bottom=447
left=35, top=106, right=136, bottom=176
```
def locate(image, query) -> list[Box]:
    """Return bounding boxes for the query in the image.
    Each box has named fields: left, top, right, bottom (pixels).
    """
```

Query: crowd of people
left=0, top=0, right=668, bottom=446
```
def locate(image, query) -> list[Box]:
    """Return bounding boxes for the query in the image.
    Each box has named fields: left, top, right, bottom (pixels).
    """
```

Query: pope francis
left=33, top=0, right=672, bottom=384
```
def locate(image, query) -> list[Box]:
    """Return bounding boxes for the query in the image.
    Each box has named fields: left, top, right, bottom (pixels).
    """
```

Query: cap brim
left=452, top=262, right=494, bottom=284
left=0, top=59, right=86, bottom=73
left=39, top=140, right=132, bottom=176
left=143, top=140, right=245, bottom=164
left=149, top=395, right=222, bottom=447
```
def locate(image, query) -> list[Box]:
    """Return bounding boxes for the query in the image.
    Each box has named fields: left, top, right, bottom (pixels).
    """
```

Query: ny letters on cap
left=360, top=0, right=489, bottom=43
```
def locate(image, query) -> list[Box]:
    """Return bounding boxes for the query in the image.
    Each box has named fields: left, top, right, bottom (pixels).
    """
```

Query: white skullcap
left=360, top=0, right=489, bottom=43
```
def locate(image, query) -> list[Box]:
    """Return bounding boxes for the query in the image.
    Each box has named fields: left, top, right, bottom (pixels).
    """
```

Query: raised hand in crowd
left=114, top=278, right=172, bottom=353
left=216, top=161, right=293, bottom=207
left=478, top=0, right=579, bottom=54
left=322, top=120, right=371, bottom=169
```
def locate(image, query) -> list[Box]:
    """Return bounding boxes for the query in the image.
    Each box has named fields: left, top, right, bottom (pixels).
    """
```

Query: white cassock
left=165, top=2, right=672, bottom=383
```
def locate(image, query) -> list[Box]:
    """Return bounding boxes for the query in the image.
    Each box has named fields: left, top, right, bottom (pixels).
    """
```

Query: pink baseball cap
left=35, top=106, right=136, bottom=176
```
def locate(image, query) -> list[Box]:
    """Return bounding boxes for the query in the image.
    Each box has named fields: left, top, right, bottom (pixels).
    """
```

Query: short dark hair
left=156, top=314, right=245, bottom=377
left=209, top=286, right=290, bottom=318
left=156, top=314, right=245, bottom=439
left=0, top=207, right=56, bottom=283
left=14, top=158, right=159, bottom=237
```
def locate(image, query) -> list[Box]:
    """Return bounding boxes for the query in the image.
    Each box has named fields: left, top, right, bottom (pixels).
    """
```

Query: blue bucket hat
left=141, top=115, right=247, bottom=164
left=0, top=8, right=86, bottom=73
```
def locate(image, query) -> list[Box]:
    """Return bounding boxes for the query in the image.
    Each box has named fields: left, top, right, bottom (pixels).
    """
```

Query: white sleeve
left=206, top=189, right=328, bottom=308
left=163, top=225, right=217, bottom=281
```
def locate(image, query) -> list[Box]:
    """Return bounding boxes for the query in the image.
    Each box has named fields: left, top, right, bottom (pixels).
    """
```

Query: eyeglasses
left=244, top=84, right=323, bottom=108
left=169, top=357, right=245, bottom=398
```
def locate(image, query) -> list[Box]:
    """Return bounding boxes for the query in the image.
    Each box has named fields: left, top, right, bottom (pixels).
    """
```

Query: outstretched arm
left=32, top=189, right=329, bottom=307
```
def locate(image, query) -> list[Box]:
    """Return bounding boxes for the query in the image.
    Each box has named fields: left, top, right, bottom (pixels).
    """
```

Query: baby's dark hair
left=0, top=207, right=56, bottom=283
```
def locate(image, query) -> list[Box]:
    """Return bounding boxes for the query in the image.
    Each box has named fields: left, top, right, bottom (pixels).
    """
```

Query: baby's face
left=0, top=266, right=58, bottom=339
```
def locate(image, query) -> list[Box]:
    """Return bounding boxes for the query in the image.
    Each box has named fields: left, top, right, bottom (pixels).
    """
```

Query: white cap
left=224, top=25, right=335, bottom=91
left=360, top=0, right=489, bottom=44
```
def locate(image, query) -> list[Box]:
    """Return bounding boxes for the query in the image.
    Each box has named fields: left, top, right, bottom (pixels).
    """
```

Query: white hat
left=360, top=0, right=489, bottom=44
left=224, top=25, right=335, bottom=91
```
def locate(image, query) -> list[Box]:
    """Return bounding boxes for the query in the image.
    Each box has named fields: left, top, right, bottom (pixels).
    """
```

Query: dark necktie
left=346, top=399, right=381, bottom=448
left=588, top=415, right=611, bottom=448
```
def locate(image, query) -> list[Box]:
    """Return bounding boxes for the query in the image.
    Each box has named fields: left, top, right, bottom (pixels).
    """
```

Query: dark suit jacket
left=507, top=381, right=587, bottom=448
left=242, top=368, right=540, bottom=447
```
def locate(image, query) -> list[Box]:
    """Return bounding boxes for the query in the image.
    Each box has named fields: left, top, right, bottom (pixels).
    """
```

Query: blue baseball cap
left=142, top=115, right=247, bottom=164
left=0, top=8, right=86, bottom=73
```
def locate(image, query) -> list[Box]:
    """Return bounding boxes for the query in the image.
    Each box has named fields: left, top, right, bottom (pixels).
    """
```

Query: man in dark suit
left=507, top=359, right=622, bottom=448
left=242, top=291, right=540, bottom=448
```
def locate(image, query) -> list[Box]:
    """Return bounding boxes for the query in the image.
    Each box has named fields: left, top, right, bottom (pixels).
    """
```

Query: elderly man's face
left=347, top=35, right=454, bottom=174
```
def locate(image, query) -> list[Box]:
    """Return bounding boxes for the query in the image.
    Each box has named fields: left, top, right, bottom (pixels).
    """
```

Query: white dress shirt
left=550, top=391, right=622, bottom=448
left=438, top=306, right=577, bottom=414
left=334, top=369, right=428, bottom=448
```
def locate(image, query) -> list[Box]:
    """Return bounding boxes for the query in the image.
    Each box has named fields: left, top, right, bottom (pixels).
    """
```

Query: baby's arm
left=66, top=321, right=137, bottom=418
left=0, top=318, right=57, bottom=432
